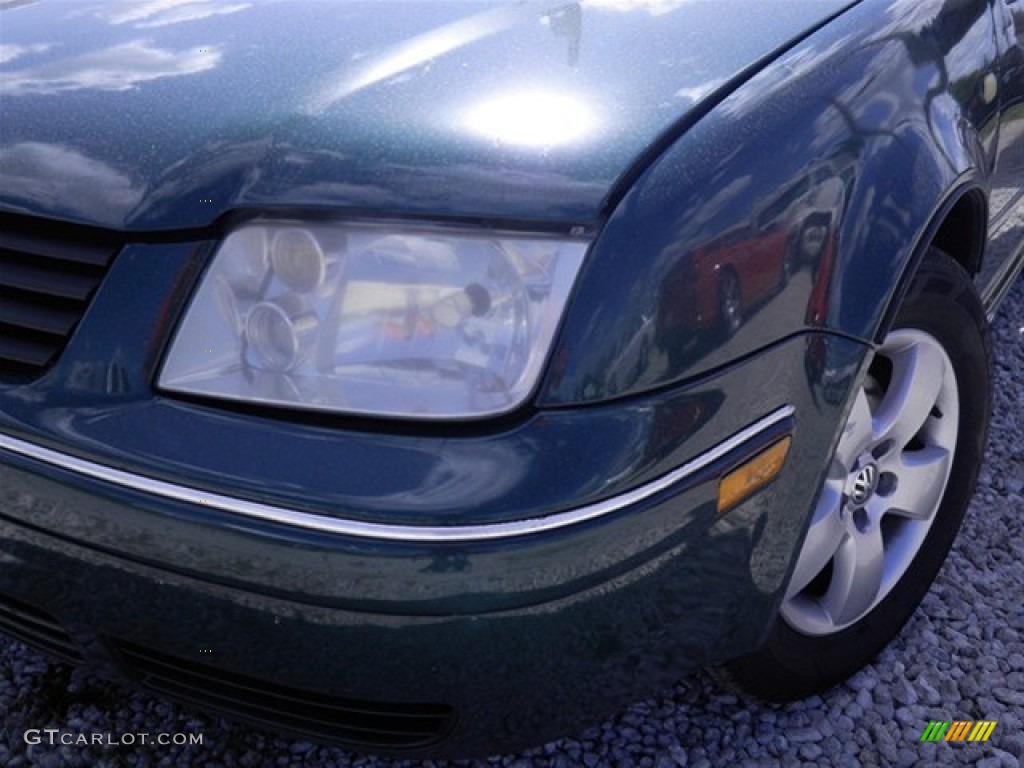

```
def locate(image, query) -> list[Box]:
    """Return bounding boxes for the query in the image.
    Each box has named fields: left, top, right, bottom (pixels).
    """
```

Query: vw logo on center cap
left=850, top=463, right=880, bottom=506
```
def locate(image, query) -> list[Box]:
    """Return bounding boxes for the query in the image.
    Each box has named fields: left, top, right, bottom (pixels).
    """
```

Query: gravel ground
left=1, top=276, right=1022, bottom=768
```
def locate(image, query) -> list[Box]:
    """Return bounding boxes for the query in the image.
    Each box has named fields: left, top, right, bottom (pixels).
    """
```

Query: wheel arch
left=874, top=180, right=989, bottom=344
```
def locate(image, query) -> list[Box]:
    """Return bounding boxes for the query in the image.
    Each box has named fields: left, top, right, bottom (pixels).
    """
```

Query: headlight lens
left=159, top=222, right=586, bottom=419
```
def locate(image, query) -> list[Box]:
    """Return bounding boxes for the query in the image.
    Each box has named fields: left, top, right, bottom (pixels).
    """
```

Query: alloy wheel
left=781, top=328, right=960, bottom=636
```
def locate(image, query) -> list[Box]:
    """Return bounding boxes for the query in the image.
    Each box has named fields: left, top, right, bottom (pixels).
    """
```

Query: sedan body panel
left=983, top=0, right=1024, bottom=308
left=0, top=0, right=1021, bottom=758
left=0, top=327, right=860, bottom=606
left=542, top=0, right=1008, bottom=405
left=0, top=0, right=854, bottom=231
left=0, top=330, right=863, bottom=754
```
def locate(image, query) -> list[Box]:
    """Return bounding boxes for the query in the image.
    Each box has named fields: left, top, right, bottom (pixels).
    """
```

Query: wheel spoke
left=873, top=339, right=946, bottom=449
left=834, top=388, right=874, bottom=474
left=785, top=481, right=846, bottom=599
left=822, top=523, right=885, bottom=625
left=882, top=445, right=952, bottom=521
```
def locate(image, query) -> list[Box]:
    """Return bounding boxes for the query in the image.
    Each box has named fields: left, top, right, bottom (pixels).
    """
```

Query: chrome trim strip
left=0, top=405, right=795, bottom=542
left=983, top=237, right=1024, bottom=322
left=989, top=188, right=1023, bottom=233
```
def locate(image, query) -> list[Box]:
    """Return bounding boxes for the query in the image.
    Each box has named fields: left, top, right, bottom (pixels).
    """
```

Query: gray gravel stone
left=993, top=687, right=1024, bottom=707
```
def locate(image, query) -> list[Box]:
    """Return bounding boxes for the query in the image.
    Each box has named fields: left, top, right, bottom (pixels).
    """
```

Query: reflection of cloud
left=135, top=4, right=248, bottom=29
left=584, top=0, right=694, bottom=14
left=125, top=138, right=271, bottom=227
left=672, top=173, right=752, bottom=241
left=99, top=0, right=197, bottom=24
left=675, top=79, right=725, bottom=104
left=305, top=3, right=564, bottom=114
left=97, top=0, right=249, bottom=28
left=0, top=41, right=219, bottom=94
left=243, top=152, right=608, bottom=220
left=945, top=12, right=994, bottom=77
left=372, top=443, right=531, bottom=512
left=0, top=43, right=52, bottom=65
left=871, top=2, right=934, bottom=37
left=717, top=36, right=852, bottom=121
left=138, top=2, right=249, bottom=29
left=0, top=142, right=143, bottom=223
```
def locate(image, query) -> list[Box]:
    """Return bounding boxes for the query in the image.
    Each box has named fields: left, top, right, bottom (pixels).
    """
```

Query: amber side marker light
left=718, top=436, right=792, bottom=514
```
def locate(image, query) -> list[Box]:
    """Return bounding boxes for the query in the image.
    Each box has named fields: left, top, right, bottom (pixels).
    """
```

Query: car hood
left=0, top=0, right=855, bottom=232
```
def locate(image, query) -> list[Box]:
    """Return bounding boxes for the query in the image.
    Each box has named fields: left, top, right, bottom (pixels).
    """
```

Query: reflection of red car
left=658, top=222, right=791, bottom=345
left=696, top=224, right=793, bottom=336
left=806, top=213, right=837, bottom=327
left=658, top=166, right=848, bottom=347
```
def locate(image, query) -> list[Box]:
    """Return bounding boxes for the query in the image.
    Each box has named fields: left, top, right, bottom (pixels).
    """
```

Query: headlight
left=158, top=222, right=587, bottom=419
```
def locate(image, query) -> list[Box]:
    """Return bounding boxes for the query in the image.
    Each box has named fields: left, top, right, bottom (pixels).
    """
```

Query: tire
left=718, top=270, right=743, bottom=338
left=716, top=247, right=992, bottom=700
left=795, top=213, right=831, bottom=267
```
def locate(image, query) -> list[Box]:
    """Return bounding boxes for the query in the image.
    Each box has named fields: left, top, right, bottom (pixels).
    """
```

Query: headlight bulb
left=223, top=226, right=269, bottom=297
left=271, top=228, right=329, bottom=293
left=245, top=295, right=318, bottom=371
left=432, top=283, right=492, bottom=328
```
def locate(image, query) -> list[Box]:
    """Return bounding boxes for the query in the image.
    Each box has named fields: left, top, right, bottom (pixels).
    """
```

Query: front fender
left=540, top=0, right=1000, bottom=407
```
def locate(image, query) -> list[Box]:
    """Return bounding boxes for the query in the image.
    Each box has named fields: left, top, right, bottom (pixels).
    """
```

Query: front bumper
left=0, top=325, right=866, bottom=755
left=0, top=233, right=868, bottom=753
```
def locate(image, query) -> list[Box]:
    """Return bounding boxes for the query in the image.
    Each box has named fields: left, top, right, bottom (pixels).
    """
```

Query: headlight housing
left=158, top=222, right=587, bottom=419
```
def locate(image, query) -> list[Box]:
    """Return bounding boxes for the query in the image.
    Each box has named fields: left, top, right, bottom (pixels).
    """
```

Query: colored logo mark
left=920, top=720, right=997, bottom=742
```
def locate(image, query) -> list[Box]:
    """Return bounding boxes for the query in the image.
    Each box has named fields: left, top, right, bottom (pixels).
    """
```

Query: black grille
left=0, top=594, right=84, bottom=663
left=114, top=641, right=455, bottom=750
left=0, top=214, right=120, bottom=379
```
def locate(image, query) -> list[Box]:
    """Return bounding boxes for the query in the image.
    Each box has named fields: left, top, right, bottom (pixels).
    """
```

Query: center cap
left=850, top=463, right=880, bottom=506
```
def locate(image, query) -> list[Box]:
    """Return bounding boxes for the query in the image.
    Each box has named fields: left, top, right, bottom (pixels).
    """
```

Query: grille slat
left=0, top=595, right=84, bottom=663
left=115, top=642, right=455, bottom=749
left=0, top=256, right=104, bottom=302
left=0, top=214, right=120, bottom=379
left=0, top=333, right=59, bottom=367
left=144, top=679, right=444, bottom=740
left=0, top=293, right=80, bottom=335
left=0, top=228, right=116, bottom=267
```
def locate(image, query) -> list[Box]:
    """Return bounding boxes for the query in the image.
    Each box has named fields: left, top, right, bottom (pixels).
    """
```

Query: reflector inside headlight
left=159, top=222, right=586, bottom=419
